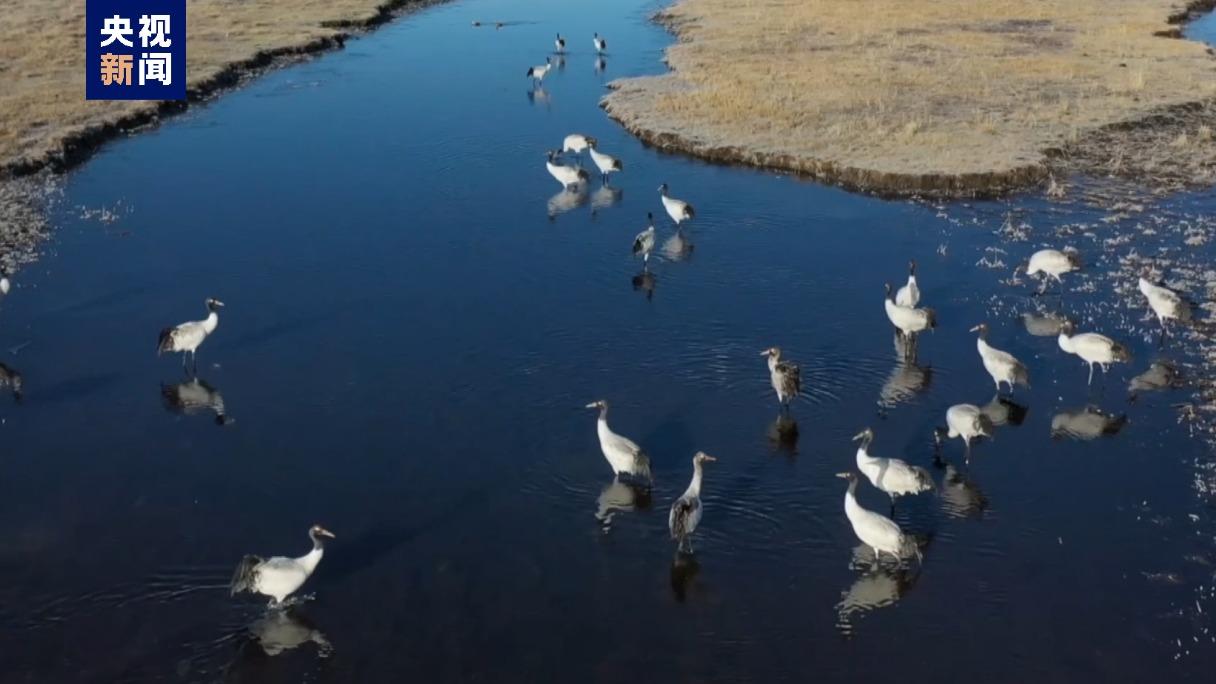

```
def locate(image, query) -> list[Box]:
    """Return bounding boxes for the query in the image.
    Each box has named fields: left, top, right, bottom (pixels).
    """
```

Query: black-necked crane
left=554, top=33, right=566, bottom=53
left=546, top=150, right=589, bottom=189
left=230, top=525, right=336, bottom=607
left=587, top=141, right=623, bottom=184
left=894, top=261, right=919, bottom=307
left=632, top=213, right=656, bottom=267
left=1138, top=273, right=1193, bottom=339
left=658, top=183, right=695, bottom=226
left=158, top=298, right=224, bottom=373
left=526, top=57, right=552, bottom=85
left=1019, top=248, right=1081, bottom=294
left=593, top=32, right=607, bottom=54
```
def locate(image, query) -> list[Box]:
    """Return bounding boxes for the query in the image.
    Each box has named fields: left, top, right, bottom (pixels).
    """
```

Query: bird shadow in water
left=595, top=477, right=653, bottom=533
left=1128, top=361, right=1183, bottom=403
left=877, top=356, right=932, bottom=416
left=631, top=271, right=657, bottom=301
left=0, top=362, right=23, bottom=403
left=1050, top=405, right=1128, bottom=441
left=160, top=377, right=233, bottom=426
left=526, top=86, right=551, bottom=108
left=220, top=607, right=333, bottom=682
left=670, top=550, right=700, bottom=603
left=590, top=184, right=623, bottom=211
left=594, top=56, right=607, bottom=76
left=661, top=229, right=694, bottom=263
left=980, top=394, right=1028, bottom=429
left=547, top=185, right=588, bottom=219
left=767, top=413, right=799, bottom=454
left=835, top=552, right=922, bottom=636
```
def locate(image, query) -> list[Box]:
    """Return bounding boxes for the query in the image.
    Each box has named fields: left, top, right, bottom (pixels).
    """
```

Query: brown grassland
left=603, top=0, right=1216, bottom=196
left=0, top=0, right=423, bottom=178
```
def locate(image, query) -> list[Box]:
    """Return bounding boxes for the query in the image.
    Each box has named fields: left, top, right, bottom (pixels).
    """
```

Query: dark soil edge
left=1, top=0, right=444, bottom=181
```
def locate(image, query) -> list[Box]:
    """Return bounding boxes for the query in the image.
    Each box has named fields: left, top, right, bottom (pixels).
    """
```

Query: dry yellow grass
left=0, top=0, right=414, bottom=176
left=603, top=0, right=1216, bottom=195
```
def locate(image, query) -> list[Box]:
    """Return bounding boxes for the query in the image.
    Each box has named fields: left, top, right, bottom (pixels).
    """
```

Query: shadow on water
left=631, top=270, right=656, bottom=301
left=219, top=607, right=333, bottom=683
left=595, top=477, right=652, bottom=532
left=547, top=185, right=588, bottom=219
left=669, top=551, right=700, bottom=603
left=767, top=413, right=799, bottom=454
left=1050, top=406, right=1129, bottom=441
left=0, top=362, right=23, bottom=401
left=589, top=184, right=623, bottom=211
left=835, top=551, right=922, bottom=636
left=161, top=377, right=232, bottom=426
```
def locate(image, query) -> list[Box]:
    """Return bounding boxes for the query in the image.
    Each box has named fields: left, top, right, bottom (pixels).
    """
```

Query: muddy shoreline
left=0, top=0, right=443, bottom=182
left=603, top=0, right=1216, bottom=200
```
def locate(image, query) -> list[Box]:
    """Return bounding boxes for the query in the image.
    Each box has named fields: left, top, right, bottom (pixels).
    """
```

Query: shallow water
left=2, top=0, right=1215, bottom=680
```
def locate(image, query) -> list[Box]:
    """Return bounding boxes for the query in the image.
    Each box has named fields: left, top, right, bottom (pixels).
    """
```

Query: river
left=1, top=0, right=1214, bottom=680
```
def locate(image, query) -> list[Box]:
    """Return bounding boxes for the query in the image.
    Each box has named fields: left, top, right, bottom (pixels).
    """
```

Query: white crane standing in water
left=587, top=141, right=623, bottom=184
left=894, top=260, right=919, bottom=307
left=632, top=213, right=656, bottom=267
left=1057, top=321, right=1131, bottom=384
left=658, top=183, right=695, bottom=226
left=884, top=283, right=935, bottom=355
left=937, top=404, right=994, bottom=462
left=554, top=33, right=566, bottom=53
left=670, top=451, right=716, bottom=553
left=231, top=525, right=336, bottom=607
left=970, top=323, right=1029, bottom=393
left=1138, top=273, right=1193, bottom=337
left=158, top=298, right=224, bottom=373
left=546, top=150, right=589, bottom=189
left=836, top=471, right=918, bottom=564
left=562, top=133, right=596, bottom=159
left=852, top=427, right=933, bottom=511
left=760, top=347, right=801, bottom=411
left=585, top=399, right=653, bottom=484
left=1019, top=248, right=1081, bottom=294
left=593, top=32, right=608, bottom=54
left=526, top=57, right=552, bottom=86
left=0, top=269, right=10, bottom=296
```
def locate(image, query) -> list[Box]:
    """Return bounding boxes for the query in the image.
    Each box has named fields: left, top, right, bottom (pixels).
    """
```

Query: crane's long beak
left=851, top=430, right=868, bottom=442
left=702, top=454, right=717, bottom=462
left=968, top=325, right=981, bottom=332
left=834, top=472, right=850, bottom=479
left=318, top=528, right=336, bottom=539
left=584, top=402, right=599, bottom=409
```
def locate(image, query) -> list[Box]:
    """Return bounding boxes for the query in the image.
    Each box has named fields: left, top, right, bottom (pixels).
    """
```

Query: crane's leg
left=963, top=439, right=972, bottom=465
left=889, top=494, right=896, bottom=517
left=1087, top=362, right=1094, bottom=385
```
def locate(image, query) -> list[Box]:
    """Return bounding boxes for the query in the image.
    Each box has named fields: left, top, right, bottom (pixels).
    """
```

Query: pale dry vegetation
left=603, top=0, right=1216, bottom=196
left=0, top=0, right=411, bottom=176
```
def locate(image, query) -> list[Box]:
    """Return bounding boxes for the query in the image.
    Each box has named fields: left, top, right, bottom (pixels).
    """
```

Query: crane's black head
left=647, top=211, right=653, bottom=222
left=908, top=260, right=916, bottom=275
left=206, top=298, right=225, bottom=312
left=658, top=183, right=669, bottom=194
left=1060, top=320, right=1077, bottom=335
left=884, top=282, right=894, bottom=298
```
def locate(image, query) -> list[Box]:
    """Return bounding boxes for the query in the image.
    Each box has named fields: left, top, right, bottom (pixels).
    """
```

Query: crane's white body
left=1138, top=277, right=1191, bottom=330
left=546, top=158, right=587, bottom=189
left=593, top=33, right=607, bottom=53
left=563, top=134, right=593, bottom=155
left=854, top=433, right=932, bottom=501
left=975, top=334, right=1028, bottom=392
left=1058, top=328, right=1128, bottom=384
left=527, top=62, right=551, bottom=83
left=895, top=273, right=919, bottom=308
left=1026, top=248, right=1080, bottom=292
left=659, top=185, right=694, bottom=225
left=840, top=475, right=910, bottom=561
left=588, top=146, right=621, bottom=180
left=884, top=298, right=933, bottom=336
left=554, top=34, right=566, bottom=53
left=231, top=527, right=334, bottom=606
left=589, top=403, right=651, bottom=481
left=945, top=403, right=992, bottom=451
left=0, top=276, right=9, bottom=295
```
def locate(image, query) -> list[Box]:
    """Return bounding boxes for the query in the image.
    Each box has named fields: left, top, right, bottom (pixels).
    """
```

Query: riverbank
left=0, top=0, right=435, bottom=180
left=603, top=0, right=1216, bottom=197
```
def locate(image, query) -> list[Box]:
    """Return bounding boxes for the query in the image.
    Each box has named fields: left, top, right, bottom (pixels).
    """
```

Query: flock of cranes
left=0, top=27, right=1201, bottom=615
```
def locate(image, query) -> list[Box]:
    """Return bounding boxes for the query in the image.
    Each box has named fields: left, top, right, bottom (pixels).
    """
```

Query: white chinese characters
left=138, top=15, right=172, bottom=48
left=99, top=15, right=134, bottom=47
left=139, top=53, right=173, bottom=86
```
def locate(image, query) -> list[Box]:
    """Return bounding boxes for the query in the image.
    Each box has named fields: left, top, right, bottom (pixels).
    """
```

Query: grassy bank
left=603, top=0, right=1216, bottom=197
left=0, top=0, right=430, bottom=179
